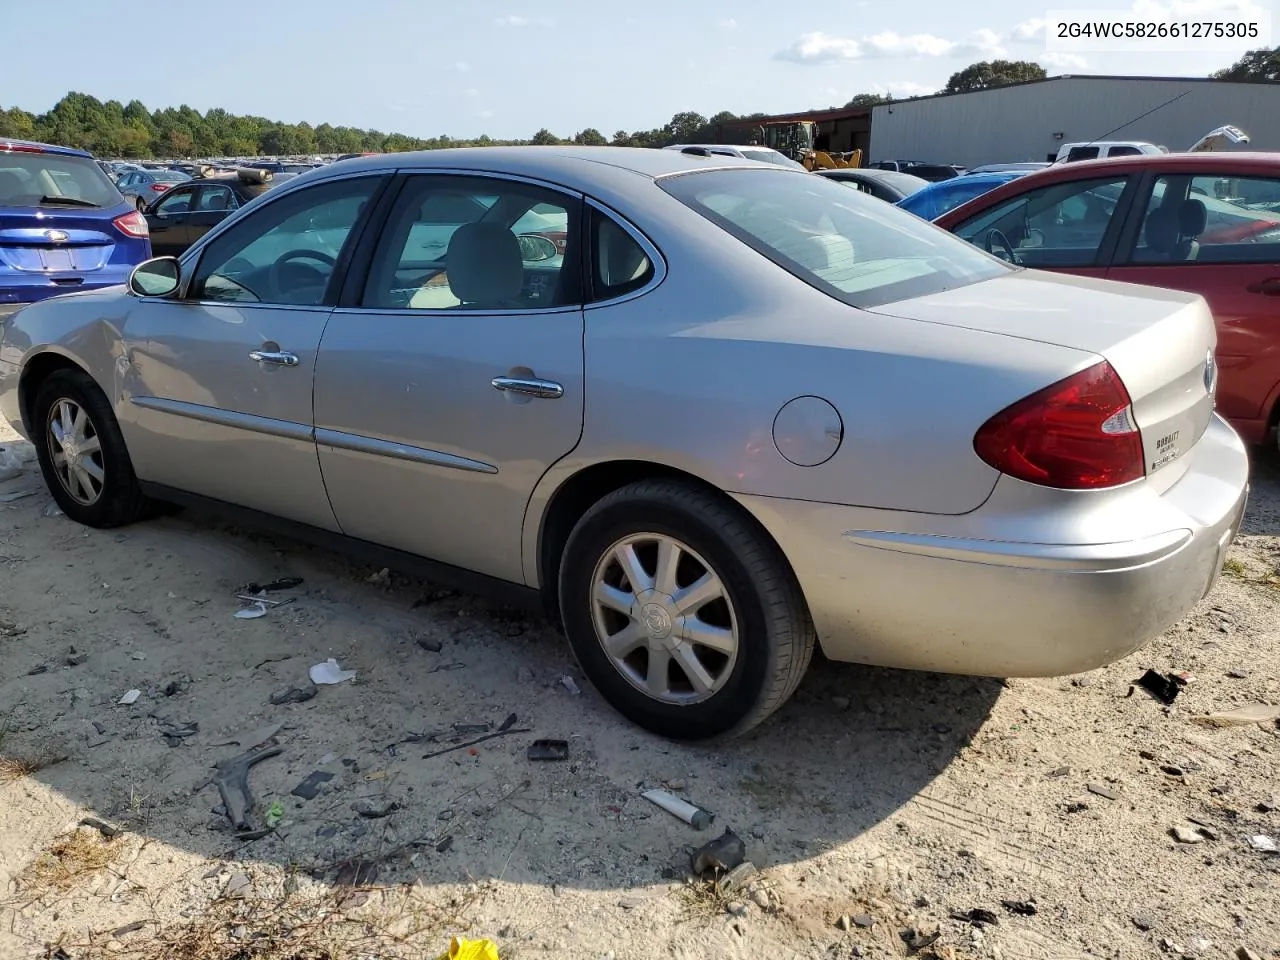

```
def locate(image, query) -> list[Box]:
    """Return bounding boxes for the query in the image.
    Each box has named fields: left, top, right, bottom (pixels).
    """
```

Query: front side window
left=190, top=175, right=382, bottom=306
left=660, top=167, right=1008, bottom=308
left=154, top=188, right=195, bottom=216
left=196, top=185, right=238, bottom=212
left=1125, top=173, right=1280, bottom=265
left=952, top=176, right=1130, bottom=268
left=361, top=175, right=581, bottom=311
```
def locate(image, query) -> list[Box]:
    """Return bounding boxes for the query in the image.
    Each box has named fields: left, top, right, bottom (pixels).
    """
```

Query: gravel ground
left=1, top=419, right=1278, bottom=960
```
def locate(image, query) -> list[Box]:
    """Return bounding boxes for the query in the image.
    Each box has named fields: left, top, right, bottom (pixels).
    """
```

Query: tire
left=136, top=197, right=146, bottom=212
left=32, top=368, right=150, bottom=528
left=558, top=479, right=815, bottom=741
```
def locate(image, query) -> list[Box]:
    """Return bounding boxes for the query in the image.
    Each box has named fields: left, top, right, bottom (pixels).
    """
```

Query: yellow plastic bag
left=437, top=936, right=500, bottom=960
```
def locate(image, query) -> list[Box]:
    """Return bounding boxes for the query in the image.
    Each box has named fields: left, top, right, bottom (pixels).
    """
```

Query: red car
left=935, top=153, right=1280, bottom=450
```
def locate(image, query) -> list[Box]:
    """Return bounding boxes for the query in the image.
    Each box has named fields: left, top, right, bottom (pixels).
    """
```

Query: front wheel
left=558, top=480, right=815, bottom=740
left=32, top=368, right=150, bottom=527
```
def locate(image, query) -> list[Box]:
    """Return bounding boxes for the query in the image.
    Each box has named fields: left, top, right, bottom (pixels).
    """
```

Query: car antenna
left=1051, top=90, right=1191, bottom=164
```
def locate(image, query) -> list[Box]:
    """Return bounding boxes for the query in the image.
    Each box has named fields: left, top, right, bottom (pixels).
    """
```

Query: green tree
left=846, top=93, right=892, bottom=107
left=530, top=128, right=560, bottom=145
left=573, top=127, right=607, bottom=145
left=611, top=129, right=631, bottom=146
left=0, top=107, right=37, bottom=139
left=662, top=111, right=708, bottom=144
left=1212, top=45, right=1280, bottom=81
left=943, top=60, right=1046, bottom=94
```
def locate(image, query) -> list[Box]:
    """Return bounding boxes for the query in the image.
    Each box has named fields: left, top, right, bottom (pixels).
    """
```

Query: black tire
left=136, top=197, right=147, bottom=212
left=558, top=479, right=815, bottom=741
left=32, top=368, right=150, bottom=528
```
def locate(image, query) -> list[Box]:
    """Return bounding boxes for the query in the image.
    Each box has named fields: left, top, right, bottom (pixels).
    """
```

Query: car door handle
left=249, top=350, right=299, bottom=367
left=1246, top=277, right=1280, bottom=296
left=490, top=375, right=563, bottom=399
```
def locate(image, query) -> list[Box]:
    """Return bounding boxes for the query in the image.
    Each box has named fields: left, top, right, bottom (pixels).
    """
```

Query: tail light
left=150, top=183, right=169, bottom=192
left=973, top=360, right=1144, bottom=489
left=112, top=210, right=149, bottom=238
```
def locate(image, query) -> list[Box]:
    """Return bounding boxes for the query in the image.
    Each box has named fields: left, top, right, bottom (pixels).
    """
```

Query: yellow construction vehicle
left=753, top=121, right=862, bottom=170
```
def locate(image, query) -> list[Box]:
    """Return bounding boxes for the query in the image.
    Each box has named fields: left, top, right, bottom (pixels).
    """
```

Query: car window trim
left=336, top=169, right=588, bottom=315
left=177, top=171, right=393, bottom=307
left=583, top=197, right=667, bottom=309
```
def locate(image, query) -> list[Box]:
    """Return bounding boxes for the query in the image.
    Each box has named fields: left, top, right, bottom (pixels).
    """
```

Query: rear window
left=739, top=149, right=804, bottom=169
left=154, top=171, right=190, bottom=183
left=659, top=167, right=1009, bottom=308
left=0, top=152, right=121, bottom=208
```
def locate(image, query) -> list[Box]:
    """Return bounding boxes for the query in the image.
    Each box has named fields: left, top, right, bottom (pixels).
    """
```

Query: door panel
left=119, top=300, right=338, bottom=529
left=314, top=308, right=584, bottom=581
left=145, top=185, right=197, bottom=256
left=314, top=173, right=586, bottom=583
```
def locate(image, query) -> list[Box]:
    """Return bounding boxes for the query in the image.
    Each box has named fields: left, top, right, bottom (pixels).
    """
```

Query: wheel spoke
left=52, top=450, right=67, bottom=468
left=78, top=436, right=101, bottom=456
left=594, top=581, right=634, bottom=616
left=614, top=543, right=653, bottom=594
left=683, top=618, right=736, bottom=655
left=603, top=623, right=645, bottom=659
left=73, top=467, right=95, bottom=501
left=653, top=538, right=681, bottom=596
left=81, top=459, right=105, bottom=483
left=673, top=644, right=714, bottom=695
left=645, top=648, right=671, bottom=698
left=57, top=401, right=75, bottom=439
left=70, top=405, right=87, bottom=442
left=672, top=573, right=724, bottom=617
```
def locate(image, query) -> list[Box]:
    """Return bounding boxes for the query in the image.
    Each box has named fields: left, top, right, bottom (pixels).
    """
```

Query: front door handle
left=249, top=350, right=299, bottom=367
left=1246, top=277, right=1280, bottom=296
left=491, top=375, right=563, bottom=399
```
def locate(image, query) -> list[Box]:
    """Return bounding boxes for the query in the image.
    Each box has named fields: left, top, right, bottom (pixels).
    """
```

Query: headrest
left=1144, top=206, right=1180, bottom=255
left=1179, top=198, right=1206, bottom=237
left=446, top=223, right=523, bottom=306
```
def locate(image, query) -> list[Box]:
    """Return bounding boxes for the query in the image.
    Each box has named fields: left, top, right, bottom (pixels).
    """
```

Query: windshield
left=739, top=149, right=805, bottom=170
left=660, top=168, right=1009, bottom=308
left=153, top=171, right=191, bottom=183
left=899, top=176, right=1017, bottom=220
left=0, top=152, right=121, bottom=208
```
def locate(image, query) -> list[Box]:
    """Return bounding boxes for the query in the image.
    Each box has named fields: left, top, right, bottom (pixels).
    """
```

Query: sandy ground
left=1, top=417, right=1278, bottom=960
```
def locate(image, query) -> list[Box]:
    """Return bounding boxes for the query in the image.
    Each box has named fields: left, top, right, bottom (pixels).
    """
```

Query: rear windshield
left=739, top=149, right=804, bottom=169
left=153, top=171, right=191, bottom=182
left=0, top=152, right=121, bottom=208
left=659, top=167, right=1009, bottom=308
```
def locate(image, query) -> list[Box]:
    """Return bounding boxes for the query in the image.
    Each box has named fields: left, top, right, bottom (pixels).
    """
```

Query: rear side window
left=1065, top=147, right=1100, bottom=162
left=660, top=167, right=1007, bottom=308
left=1126, top=173, right=1280, bottom=265
left=0, top=153, right=121, bottom=208
left=589, top=208, right=656, bottom=302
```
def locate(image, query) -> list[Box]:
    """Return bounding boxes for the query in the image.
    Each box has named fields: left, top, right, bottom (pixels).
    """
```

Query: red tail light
left=150, top=183, right=169, bottom=192
left=973, top=361, right=1144, bottom=490
left=112, top=210, right=149, bottom=238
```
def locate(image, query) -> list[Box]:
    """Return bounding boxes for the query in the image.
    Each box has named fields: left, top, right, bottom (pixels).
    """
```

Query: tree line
left=2, top=48, right=1273, bottom=159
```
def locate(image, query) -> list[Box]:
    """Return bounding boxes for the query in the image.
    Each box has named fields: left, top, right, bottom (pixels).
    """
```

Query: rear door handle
left=491, top=375, right=563, bottom=399
left=249, top=350, right=299, bottom=367
left=1246, top=277, right=1280, bottom=296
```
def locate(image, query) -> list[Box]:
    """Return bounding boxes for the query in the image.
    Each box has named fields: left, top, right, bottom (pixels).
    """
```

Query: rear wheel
left=32, top=369, right=150, bottom=528
left=135, top=197, right=147, bottom=212
left=558, top=480, right=815, bottom=740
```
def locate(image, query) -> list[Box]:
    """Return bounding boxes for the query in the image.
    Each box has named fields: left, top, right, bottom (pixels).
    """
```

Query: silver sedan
left=0, top=147, right=1250, bottom=740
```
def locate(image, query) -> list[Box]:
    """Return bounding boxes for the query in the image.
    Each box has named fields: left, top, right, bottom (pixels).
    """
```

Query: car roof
left=920, top=171, right=1022, bottom=190
left=0, top=138, right=94, bottom=159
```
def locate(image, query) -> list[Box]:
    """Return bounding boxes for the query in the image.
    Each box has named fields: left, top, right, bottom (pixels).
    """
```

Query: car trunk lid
left=868, top=269, right=1218, bottom=485
left=0, top=207, right=117, bottom=277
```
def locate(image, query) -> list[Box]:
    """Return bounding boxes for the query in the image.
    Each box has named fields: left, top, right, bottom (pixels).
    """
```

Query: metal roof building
left=868, top=75, right=1280, bottom=169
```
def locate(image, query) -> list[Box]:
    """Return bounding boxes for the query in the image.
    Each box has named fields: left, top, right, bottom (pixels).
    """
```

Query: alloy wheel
left=47, top=398, right=105, bottom=506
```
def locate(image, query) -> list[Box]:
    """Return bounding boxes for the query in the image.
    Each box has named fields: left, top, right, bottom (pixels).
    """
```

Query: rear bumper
left=735, top=414, right=1250, bottom=677
left=0, top=268, right=133, bottom=305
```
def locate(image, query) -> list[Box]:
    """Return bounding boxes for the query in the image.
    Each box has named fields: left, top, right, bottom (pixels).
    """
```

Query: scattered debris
left=158, top=720, right=199, bottom=747
left=851, top=913, right=876, bottom=928
left=265, top=801, right=284, bottom=828
left=900, top=927, right=942, bottom=952
left=270, top=685, right=318, bottom=705
left=691, top=828, right=746, bottom=875
left=1047, top=766, right=1072, bottom=778
left=1001, top=900, right=1037, bottom=916
left=78, top=818, right=121, bottom=839
left=643, top=788, right=714, bottom=830
left=214, top=740, right=282, bottom=831
left=836, top=915, right=853, bottom=932
left=352, top=797, right=399, bottom=819
left=333, top=858, right=380, bottom=886
left=1087, top=782, right=1121, bottom=801
left=1132, top=913, right=1157, bottom=932
left=309, top=658, right=357, bottom=685
left=1257, top=796, right=1278, bottom=813
left=1134, top=669, right=1187, bottom=705
left=26, top=664, right=47, bottom=675
left=245, top=577, right=303, bottom=593
left=367, top=567, right=390, bottom=584
left=291, top=771, right=334, bottom=800
left=416, top=635, right=444, bottom=653
left=619, top=895, right=646, bottom=910
left=725, top=900, right=749, bottom=918
left=453, top=722, right=491, bottom=736
left=421, top=715, right=526, bottom=760
left=234, top=604, right=268, bottom=620
left=717, top=861, right=758, bottom=895
left=1065, top=802, right=1089, bottom=813
left=0, top=489, right=34, bottom=503
left=42, top=501, right=64, bottom=518
left=435, top=836, right=454, bottom=853
left=516, top=667, right=535, bottom=683
left=118, top=689, right=141, bottom=705
left=1160, top=765, right=1185, bottom=777
left=213, top=722, right=281, bottom=751
left=1246, top=835, right=1277, bottom=853
left=0, top=446, right=22, bottom=482
left=528, top=739, right=569, bottom=761
left=1238, top=949, right=1264, bottom=960
left=951, top=908, right=1000, bottom=927
left=560, top=675, right=582, bottom=696
left=1192, top=705, right=1280, bottom=727
left=1171, top=826, right=1204, bottom=844
left=1227, top=668, right=1250, bottom=679
left=223, top=873, right=252, bottom=899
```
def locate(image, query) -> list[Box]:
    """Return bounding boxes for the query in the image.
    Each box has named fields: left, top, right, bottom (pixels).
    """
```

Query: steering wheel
left=984, top=228, right=1020, bottom=264
left=269, top=249, right=337, bottom=301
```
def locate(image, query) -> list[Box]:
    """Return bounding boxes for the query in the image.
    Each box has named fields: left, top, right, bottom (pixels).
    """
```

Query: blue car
left=0, top=139, right=151, bottom=312
left=896, top=171, right=1029, bottom=221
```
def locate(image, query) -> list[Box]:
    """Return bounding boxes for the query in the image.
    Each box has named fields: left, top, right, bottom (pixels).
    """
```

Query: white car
left=663, top=143, right=805, bottom=170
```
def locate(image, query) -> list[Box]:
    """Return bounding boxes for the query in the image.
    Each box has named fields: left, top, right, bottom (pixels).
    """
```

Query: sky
left=2, top=0, right=1272, bottom=139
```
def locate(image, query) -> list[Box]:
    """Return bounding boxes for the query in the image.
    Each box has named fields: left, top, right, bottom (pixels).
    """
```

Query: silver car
left=0, top=148, right=1250, bottom=740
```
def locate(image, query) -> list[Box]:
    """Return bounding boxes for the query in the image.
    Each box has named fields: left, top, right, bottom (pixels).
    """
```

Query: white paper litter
left=118, top=689, right=141, bottom=705
left=309, top=658, right=356, bottom=685
left=1247, top=834, right=1278, bottom=853
left=234, top=603, right=268, bottom=620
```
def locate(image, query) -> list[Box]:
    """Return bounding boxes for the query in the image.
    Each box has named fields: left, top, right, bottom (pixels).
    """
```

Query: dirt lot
left=1, top=418, right=1278, bottom=960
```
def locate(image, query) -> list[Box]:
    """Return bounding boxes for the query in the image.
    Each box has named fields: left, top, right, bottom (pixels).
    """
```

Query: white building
left=868, top=75, right=1280, bottom=169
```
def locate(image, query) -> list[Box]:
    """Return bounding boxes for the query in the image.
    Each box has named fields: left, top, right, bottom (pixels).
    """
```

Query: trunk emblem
left=45, top=229, right=69, bottom=243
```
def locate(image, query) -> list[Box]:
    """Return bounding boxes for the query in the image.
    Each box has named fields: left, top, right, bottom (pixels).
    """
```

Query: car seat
left=445, top=222, right=524, bottom=309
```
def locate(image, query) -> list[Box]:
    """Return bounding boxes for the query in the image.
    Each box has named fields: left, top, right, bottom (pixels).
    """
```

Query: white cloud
left=453, top=61, right=471, bottom=72
left=718, top=17, right=738, bottom=29
left=463, top=87, right=480, bottom=98
left=493, top=14, right=529, bottom=26
left=1010, top=18, right=1046, bottom=42
left=776, top=29, right=1005, bottom=63
left=478, top=110, right=495, bottom=119
left=1039, top=51, right=1089, bottom=68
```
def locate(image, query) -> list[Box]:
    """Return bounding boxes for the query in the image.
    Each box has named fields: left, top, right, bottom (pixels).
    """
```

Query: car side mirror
left=517, top=234, right=558, bottom=262
left=129, top=257, right=182, bottom=298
